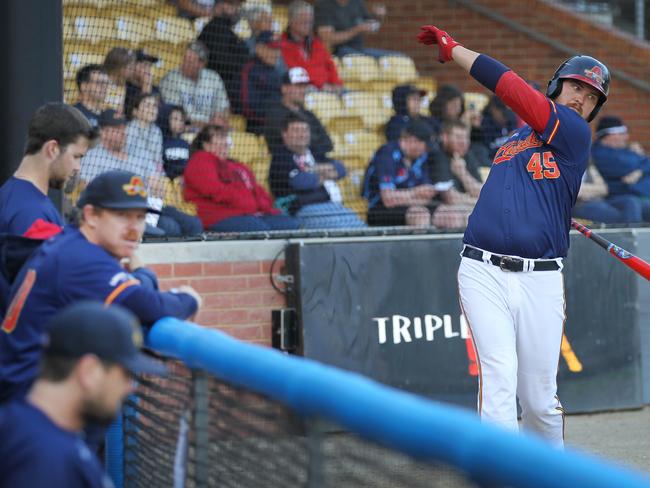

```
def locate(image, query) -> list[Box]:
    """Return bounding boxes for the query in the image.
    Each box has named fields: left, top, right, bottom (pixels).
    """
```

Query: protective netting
left=123, top=359, right=483, bottom=488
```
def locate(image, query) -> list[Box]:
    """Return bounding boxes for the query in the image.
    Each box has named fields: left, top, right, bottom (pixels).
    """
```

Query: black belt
left=462, top=246, right=561, bottom=272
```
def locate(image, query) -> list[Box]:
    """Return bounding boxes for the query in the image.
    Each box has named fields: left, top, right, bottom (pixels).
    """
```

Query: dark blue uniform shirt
left=0, top=226, right=197, bottom=403
left=0, top=177, right=63, bottom=235
left=0, top=400, right=112, bottom=488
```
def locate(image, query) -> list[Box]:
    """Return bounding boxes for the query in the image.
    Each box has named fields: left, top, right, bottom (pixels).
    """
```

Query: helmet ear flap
left=546, top=78, right=563, bottom=100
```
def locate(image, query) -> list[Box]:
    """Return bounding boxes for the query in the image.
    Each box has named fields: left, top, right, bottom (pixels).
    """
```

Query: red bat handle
left=571, top=220, right=650, bottom=281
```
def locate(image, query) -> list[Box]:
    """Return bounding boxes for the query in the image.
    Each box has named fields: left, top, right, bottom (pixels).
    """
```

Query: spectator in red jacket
left=281, top=0, right=343, bottom=93
left=183, top=125, right=300, bottom=232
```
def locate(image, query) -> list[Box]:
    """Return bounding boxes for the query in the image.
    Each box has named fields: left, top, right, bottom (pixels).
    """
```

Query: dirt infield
left=565, top=406, right=650, bottom=474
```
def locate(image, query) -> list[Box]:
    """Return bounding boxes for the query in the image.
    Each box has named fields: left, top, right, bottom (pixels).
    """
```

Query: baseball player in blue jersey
left=418, top=25, right=610, bottom=447
left=0, top=170, right=202, bottom=403
left=0, top=102, right=95, bottom=238
left=0, top=302, right=166, bottom=488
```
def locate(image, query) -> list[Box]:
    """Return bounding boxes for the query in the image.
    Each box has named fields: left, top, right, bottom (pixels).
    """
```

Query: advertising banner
left=286, top=232, right=643, bottom=413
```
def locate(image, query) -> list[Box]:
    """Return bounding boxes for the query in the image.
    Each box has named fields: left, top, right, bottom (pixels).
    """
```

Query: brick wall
left=367, top=0, right=650, bottom=144
left=146, top=257, right=286, bottom=346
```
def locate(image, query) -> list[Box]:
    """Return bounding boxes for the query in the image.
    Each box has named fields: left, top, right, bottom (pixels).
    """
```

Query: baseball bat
left=571, top=220, right=650, bottom=281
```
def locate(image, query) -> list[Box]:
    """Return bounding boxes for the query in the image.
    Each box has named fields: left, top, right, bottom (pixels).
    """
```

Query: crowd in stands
left=60, top=0, right=649, bottom=237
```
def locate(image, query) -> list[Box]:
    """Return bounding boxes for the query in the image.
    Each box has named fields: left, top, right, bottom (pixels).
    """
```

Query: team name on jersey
left=493, top=132, right=544, bottom=164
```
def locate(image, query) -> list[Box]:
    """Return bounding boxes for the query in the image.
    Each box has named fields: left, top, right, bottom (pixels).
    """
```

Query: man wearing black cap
left=265, top=67, right=333, bottom=159
left=240, top=30, right=283, bottom=134
left=124, top=49, right=161, bottom=117
left=0, top=302, right=165, bottom=487
left=362, top=119, right=466, bottom=228
left=592, top=115, right=650, bottom=222
left=385, top=84, right=429, bottom=142
left=0, top=170, right=201, bottom=404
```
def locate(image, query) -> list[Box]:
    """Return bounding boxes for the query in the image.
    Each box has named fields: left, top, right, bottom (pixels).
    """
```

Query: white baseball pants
left=457, top=252, right=566, bottom=448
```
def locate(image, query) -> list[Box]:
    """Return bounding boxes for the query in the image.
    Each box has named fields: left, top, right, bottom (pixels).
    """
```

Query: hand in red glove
left=416, top=25, right=460, bottom=63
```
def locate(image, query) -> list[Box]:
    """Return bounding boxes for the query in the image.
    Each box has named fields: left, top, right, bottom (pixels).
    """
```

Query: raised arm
left=417, top=25, right=551, bottom=134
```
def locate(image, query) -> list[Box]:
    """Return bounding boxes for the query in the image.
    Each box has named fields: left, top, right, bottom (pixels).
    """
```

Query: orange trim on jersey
left=2, top=269, right=37, bottom=334
left=104, top=279, right=140, bottom=306
left=457, top=277, right=483, bottom=416
left=547, top=101, right=560, bottom=144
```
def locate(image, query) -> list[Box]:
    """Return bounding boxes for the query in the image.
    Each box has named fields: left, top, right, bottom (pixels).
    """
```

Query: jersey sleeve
left=60, top=249, right=197, bottom=324
left=372, top=145, right=399, bottom=190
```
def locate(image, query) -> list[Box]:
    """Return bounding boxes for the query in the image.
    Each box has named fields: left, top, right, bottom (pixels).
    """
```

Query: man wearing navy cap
left=0, top=302, right=166, bottom=488
left=592, top=115, right=650, bottom=222
left=0, top=170, right=201, bottom=404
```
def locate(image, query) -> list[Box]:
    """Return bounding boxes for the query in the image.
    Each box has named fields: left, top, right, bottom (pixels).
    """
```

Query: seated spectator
left=74, top=64, right=110, bottom=127
left=314, top=0, right=390, bottom=58
left=198, top=0, right=250, bottom=112
left=0, top=302, right=166, bottom=487
left=81, top=110, right=202, bottom=237
left=159, top=104, right=191, bottom=180
left=282, top=1, right=343, bottom=93
left=126, top=93, right=163, bottom=166
left=270, top=113, right=366, bottom=229
left=592, top=115, right=650, bottom=221
left=362, top=119, right=472, bottom=229
left=160, top=41, right=230, bottom=129
left=573, top=162, right=642, bottom=224
left=480, top=95, right=517, bottom=159
left=430, top=120, right=485, bottom=200
left=172, top=0, right=217, bottom=19
left=385, top=84, right=430, bottom=142
left=103, top=47, right=136, bottom=115
left=184, top=125, right=300, bottom=232
left=125, top=49, right=161, bottom=117
left=241, top=31, right=283, bottom=135
left=265, top=67, right=333, bottom=160
left=428, top=84, right=464, bottom=139
left=243, top=5, right=273, bottom=55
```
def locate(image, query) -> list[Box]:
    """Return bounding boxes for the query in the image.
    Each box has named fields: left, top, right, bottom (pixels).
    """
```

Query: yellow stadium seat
left=338, top=55, right=380, bottom=84
left=378, top=56, right=418, bottom=84
left=336, top=130, right=383, bottom=161
left=341, top=91, right=391, bottom=130
left=464, top=92, right=490, bottom=112
left=115, top=16, right=155, bottom=45
left=304, top=91, right=342, bottom=124
left=63, top=79, right=78, bottom=104
left=272, top=5, right=288, bottom=34
left=63, top=5, right=99, bottom=19
left=65, top=51, right=106, bottom=79
left=338, top=170, right=368, bottom=220
left=70, top=16, right=116, bottom=43
left=154, top=16, right=196, bottom=45
left=416, top=76, right=437, bottom=95
left=229, top=131, right=262, bottom=165
left=228, top=114, right=247, bottom=133
left=163, top=178, right=197, bottom=216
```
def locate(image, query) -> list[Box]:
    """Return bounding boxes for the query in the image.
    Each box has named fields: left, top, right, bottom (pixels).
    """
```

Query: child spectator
left=126, top=93, right=163, bottom=167
left=159, top=105, right=191, bottom=180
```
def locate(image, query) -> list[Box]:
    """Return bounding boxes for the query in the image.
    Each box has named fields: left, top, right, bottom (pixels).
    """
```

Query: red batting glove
left=416, top=25, right=460, bottom=63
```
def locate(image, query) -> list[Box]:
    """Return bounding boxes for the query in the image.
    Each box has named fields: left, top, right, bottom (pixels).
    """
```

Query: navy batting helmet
left=546, top=55, right=610, bottom=122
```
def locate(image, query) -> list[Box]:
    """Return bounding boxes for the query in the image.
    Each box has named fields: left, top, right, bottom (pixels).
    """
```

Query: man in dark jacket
left=241, top=31, right=282, bottom=134
left=385, top=84, right=429, bottom=142
left=265, top=67, right=333, bottom=159
left=198, top=0, right=249, bottom=112
left=592, top=115, right=650, bottom=221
